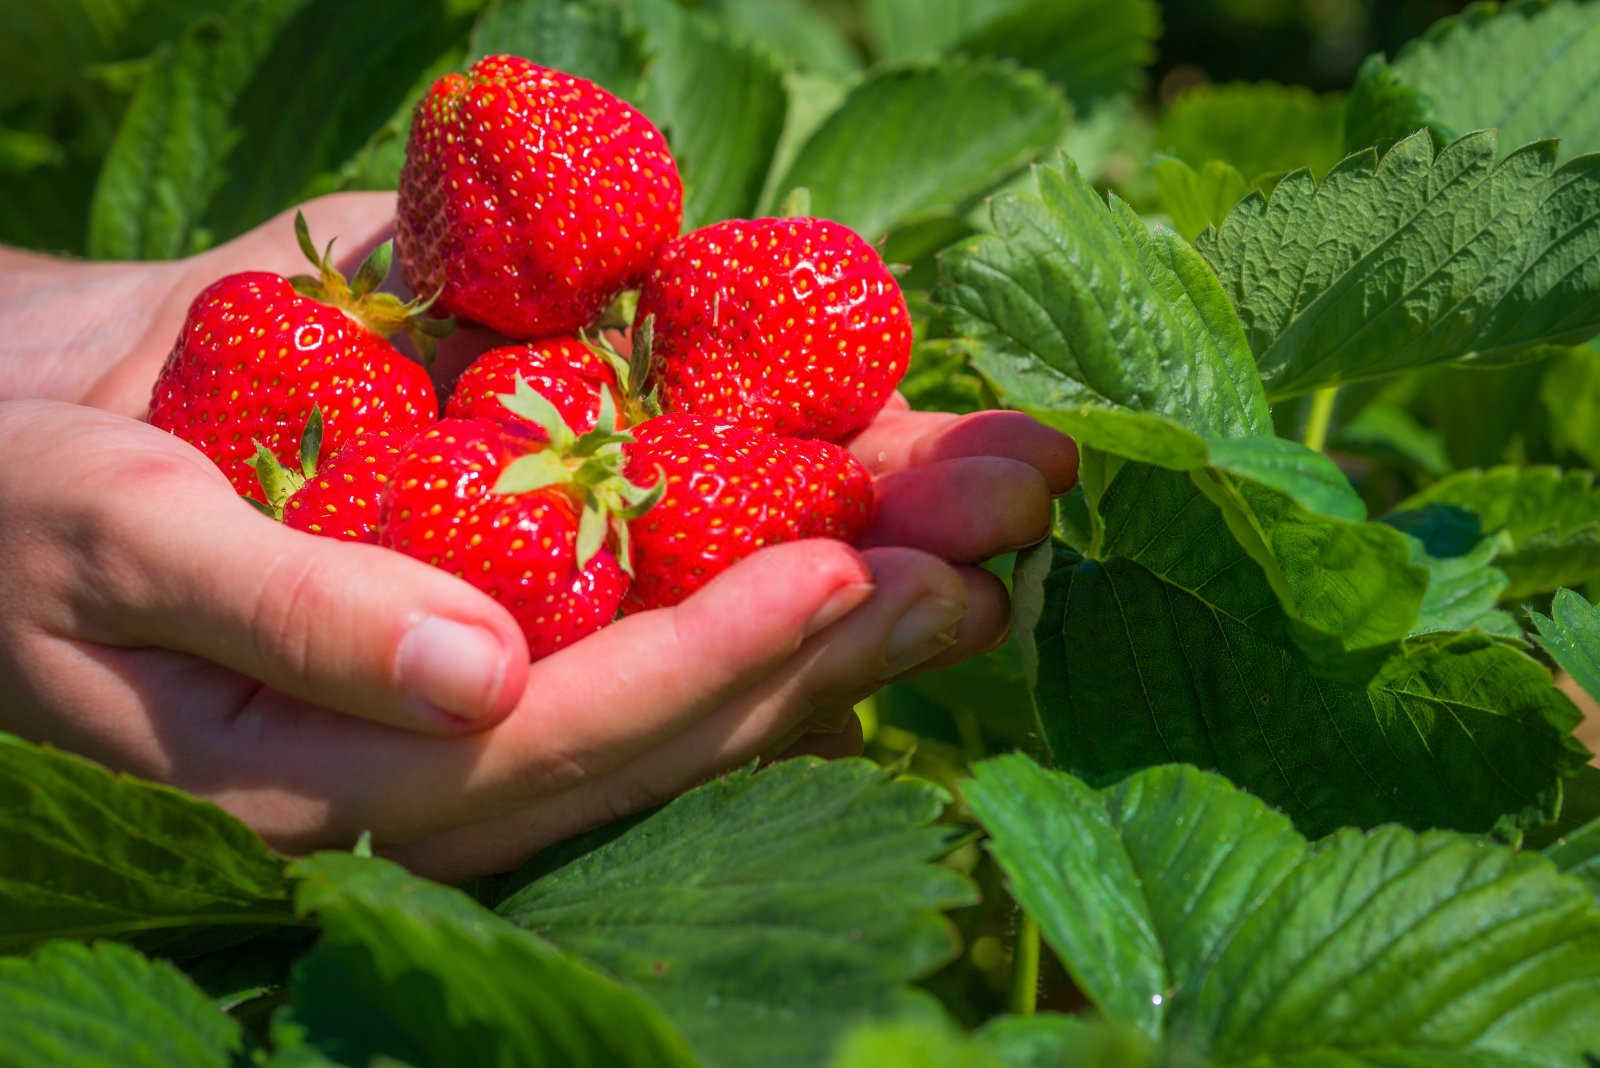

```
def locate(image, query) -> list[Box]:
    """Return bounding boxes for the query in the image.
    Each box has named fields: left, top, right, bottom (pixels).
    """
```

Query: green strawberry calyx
left=287, top=211, right=454, bottom=364
left=246, top=405, right=324, bottom=519
left=491, top=377, right=664, bottom=575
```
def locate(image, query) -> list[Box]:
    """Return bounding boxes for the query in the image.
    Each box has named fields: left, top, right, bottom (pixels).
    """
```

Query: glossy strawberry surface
left=635, top=216, right=913, bottom=442
left=445, top=338, right=621, bottom=435
left=149, top=272, right=438, bottom=496
left=621, top=413, right=874, bottom=613
left=378, top=419, right=628, bottom=661
left=397, top=55, right=683, bottom=339
left=283, top=429, right=414, bottom=544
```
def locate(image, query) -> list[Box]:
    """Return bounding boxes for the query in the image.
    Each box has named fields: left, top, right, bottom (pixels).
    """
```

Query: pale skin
left=0, top=192, right=1077, bottom=881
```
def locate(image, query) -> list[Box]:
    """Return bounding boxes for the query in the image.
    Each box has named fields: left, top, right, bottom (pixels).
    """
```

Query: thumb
left=103, top=474, right=530, bottom=735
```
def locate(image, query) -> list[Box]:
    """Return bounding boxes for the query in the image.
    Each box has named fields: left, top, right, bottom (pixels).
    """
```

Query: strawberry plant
left=5, top=1, right=1600, bottom=1066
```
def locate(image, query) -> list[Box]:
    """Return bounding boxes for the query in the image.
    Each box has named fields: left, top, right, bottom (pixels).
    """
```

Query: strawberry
left=445, top=337, right=623, bottom=437
left=620, top=413, right=875, bottom=613
left=397, top=54, right=683, bottom=340
left=633, top=215, right=913, bottom=442
left=149, top=214, right=444, bottom=496
left=247, top=410, right=416, bottom=544
left=378, top=384, right=659, bottom=660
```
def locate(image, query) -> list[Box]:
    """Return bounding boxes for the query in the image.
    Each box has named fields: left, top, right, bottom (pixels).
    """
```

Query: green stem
left=1008, top=912, right=1041, bottom=1016
left=1303, top=386, right=1340, bottom=453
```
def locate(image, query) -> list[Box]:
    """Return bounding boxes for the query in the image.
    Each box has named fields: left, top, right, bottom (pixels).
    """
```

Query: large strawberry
left=379, top=384, right=659, bottom=660
left=445, top=337, right=623, bottom=436
left=621, top=413, right=875, bottom=613
left=248, top=410, right=416, bottom=545
left=633, top=215, right=912, bottom=442
left=397, top=54, right=683, bottom=340
left=149, top=214, right=443, bottom=496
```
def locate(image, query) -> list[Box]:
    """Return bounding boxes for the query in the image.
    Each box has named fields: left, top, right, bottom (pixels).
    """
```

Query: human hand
left=0, top=386, right=1072, bottom=880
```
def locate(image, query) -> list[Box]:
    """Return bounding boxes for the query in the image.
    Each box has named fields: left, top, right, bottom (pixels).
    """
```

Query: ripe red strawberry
left=397, top=54, right=683, bottom=339
left=247, top=410, right=417, bottom=544
left=445, top=337, right=623, bottom=436
left=149, top=215, right=443, bottom=496
left=621, top=413, right=875, bottom=613
left=633, top=215, right=912, bottom=442
left=378, top=387, right=659, bottom=661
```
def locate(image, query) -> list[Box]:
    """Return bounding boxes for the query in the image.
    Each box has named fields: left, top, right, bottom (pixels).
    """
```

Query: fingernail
left=804, top=582, right=875, bottom=637
left=884, top=596, right=966, bottom=673
left=395, top=616, right=508, bottom=721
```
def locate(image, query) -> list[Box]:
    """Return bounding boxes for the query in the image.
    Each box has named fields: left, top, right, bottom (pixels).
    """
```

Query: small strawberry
left=247, top=409, right=417, bottom=544
left=621, top=413, right=875, bottom=613
left=149, top=214, right=445, bottom=496
left=397, top=54, right=683, bottom=339
left=633, top=215, right=912, bottom=442
left=445, top=337, right=624, bottom=436
left=378, top=383, right=660, bottom=660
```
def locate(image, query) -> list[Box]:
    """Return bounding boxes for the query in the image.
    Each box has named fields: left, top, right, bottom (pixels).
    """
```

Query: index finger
left=847, top=407, right=1079, bottom=494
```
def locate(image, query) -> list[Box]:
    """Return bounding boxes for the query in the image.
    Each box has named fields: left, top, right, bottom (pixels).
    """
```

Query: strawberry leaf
left=1149, top=156, right=1250, bottom=242
left=1346, top=0, right=1600, bottom=160
left=0, top=941, right=243, bottom=1067
left=1195, top=129, right=1600, bottom=398
left=280, top=853, right=698, bottom=1067
left=773, top=60, right=1069, bottom=240
left=965, top=757, right=1600, bottom=1062
left=1530, top=588, right=1600, bottom=708
left=1156, top=82, right=1346, bottom=183
left=468, top=0, right=648, bottom=104
left=0, top=734, right=297, bottom=956
left=496, top=757, right=975, bottom=1068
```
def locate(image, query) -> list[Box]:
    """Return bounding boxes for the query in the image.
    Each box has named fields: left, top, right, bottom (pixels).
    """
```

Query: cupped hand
left=0, top=192, right=1077, bottom=881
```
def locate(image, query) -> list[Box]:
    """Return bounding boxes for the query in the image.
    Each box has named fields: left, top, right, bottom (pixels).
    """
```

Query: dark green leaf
left=965, top=756, right=1600, bottom=1062
left=1347, top=0, right=1600, bottom=160
left=1540, top=343, right=1600, bottom=469
left=1018, top=530, right=1586, bottom=837
left=497, top=757, right=974, bottom=1068
left=696, top=0, right=860, bottom=77
left=631, top=0, right=787, bottom=226
left=0, top=941, right=242, bottom=1066
left=1400, top=466, right=1600, bottom=598
left=285, top=852, right=698, bottom=1067
left=86, top=0, right=307, bottom=259
left=0, top=734, right=295, bottom=955
left=1407, top=535, right=1519, bottom=637
left=1547, top=807, right=1600, bottom=902
left=774, top=60, right=1068, bottom=240
left=1197, top=129, right=1600, bottom=398
left=469, top=0, right=647, bottom=103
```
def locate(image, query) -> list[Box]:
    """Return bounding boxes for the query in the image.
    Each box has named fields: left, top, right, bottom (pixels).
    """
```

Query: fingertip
left=391, top=609, right=529, bottom=733
left=931, top=410, right=1080, bottom=495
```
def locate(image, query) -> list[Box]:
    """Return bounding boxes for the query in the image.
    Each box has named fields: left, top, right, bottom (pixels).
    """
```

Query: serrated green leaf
left=937, top=156, right=1271, bottom=442
left=281, top=853, right=697, bottom=1068
left=630, top=0, right=786, bottom=226
left=1157, top=82, right=1346, bottom=182
left=863, top=0, right=1158, bottom=117
left=86, top=0, right=307, bottom=259
left=0, top=941, right=242, bottom=1066
left=1400, top=466, right=1600, bottom=598
left=0, top=734, right=296, bottom=955
left=1347, top=0, right=1600, bottom=160
left=773, top=60, right=1068, bottom=240
left=200, top=0, right=479, bottom=246
left=469, top=0, right=646, bottom=103
left=1150, top=156, right=1250, bottom=242
left=1017, top=529, right=1586, bottom=838
left=965, top=756, right=1600, bottom=1062
left=1531, top=587, right=1600, bottom=706
left=497, top=757, right=974, bottom=1068
left=1197, top=129, right=1600, bottom=398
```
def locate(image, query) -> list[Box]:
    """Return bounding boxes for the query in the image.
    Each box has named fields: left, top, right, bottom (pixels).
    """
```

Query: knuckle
left=248, top=553, right=334, bottom=682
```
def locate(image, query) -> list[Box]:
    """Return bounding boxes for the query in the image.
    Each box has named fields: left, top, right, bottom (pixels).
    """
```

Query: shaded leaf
left=1347, top=0, right=1600, bottom=160
left=1400, top=466, right=1600, bottom=598
left=965, top=756, right=1600, bottom=1062
left=282, top=853, right=697, bottom=1068
left=774, top=60, right=1068, bottom=240
left=1158, top=82, right=1346, bottom=181
left=497, top=758, right=973, bottom=1068
left=0, top=734, right=295, bottom=955
left=0, top=941, right=241, bottom=1067
left=1150, top=156, right=1249, bottom=242
left=696, top=0, right=860, bottom=77
left=1407, top=534, right=1520, bottom=637
left=1197, top=129, right=1600, bottom=398
left=469, top=0, right=646, bottom=103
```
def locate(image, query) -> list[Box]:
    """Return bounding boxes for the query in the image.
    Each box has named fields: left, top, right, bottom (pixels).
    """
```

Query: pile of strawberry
left=147, top=55, right=912, bottom=661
